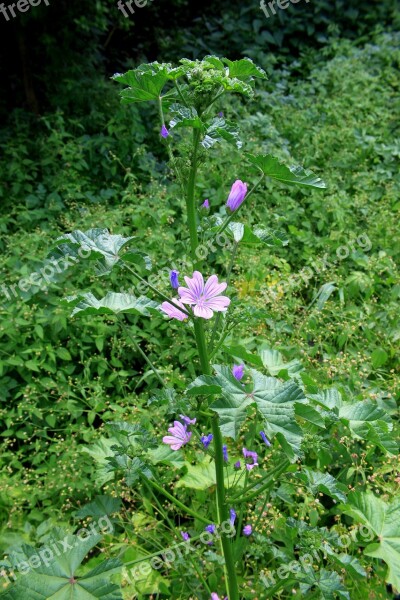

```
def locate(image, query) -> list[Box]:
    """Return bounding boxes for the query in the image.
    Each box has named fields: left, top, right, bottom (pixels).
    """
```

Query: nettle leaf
left=251, top=370, right=304, bottom=461
left=295, top=468, right=347, bottom=502
left=50, top=228, right=141, bottom=276
left=343, top=492, right=400, bottom=590
left=169, top=103, right=203, bottom=129
left=66, top=293, right=159, bottom=318
left=202, top=117, right=242, bottom=149
left=228, top=223, right=288, bottom=247
left=76, top=495, right=122, bottom=519
left=246, top=153, right=327, bottom=188
left=113, top=63, right=169, bottom=103
left=339, top=401, right=397, bottom=455
left=3, top=533, right=122, bottom=599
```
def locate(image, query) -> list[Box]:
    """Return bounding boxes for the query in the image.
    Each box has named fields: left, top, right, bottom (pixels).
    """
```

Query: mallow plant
left=5, top=57, right=398, bottom=600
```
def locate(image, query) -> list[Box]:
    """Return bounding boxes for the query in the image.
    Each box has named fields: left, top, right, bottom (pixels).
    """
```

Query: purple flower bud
left=205, top=524, right=217, bottom=534
left=260, top=431, right=271, bottom=447
left=222, top=445, right=228, bottom=462
left=230, top=508, right=237, bottom=524
left=161, top=125, right=169, bottom=138
left=170, top=270, right=179, bottom=289
left=202, top=199, right=210, bottom=209
left=243, top=524, right=252, bottom=536
left=201, top=434, right=213, bottom=449
left=232, top=364, right=244, bottom=381
left=218, top=111, right=224, bottom=117
left=234, top=460, right=241, bottom=469
left=180, top=414, right=196, bottom=425
left=226, top=180, right=247, bottom=212
left=181, top=531, right=190, bottom=541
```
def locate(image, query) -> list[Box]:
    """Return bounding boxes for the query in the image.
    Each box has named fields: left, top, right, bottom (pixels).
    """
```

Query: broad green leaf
left=222, top=344, right=264, bottom=368
left=260, top=347, right=303, bottom=376
left=222, top=58, right=267, bottom=80
left=295, top=403, right=325, bottom=427
left=371, top=348, right=389, bottom=368
left=76, top=496, right=122, bottom=519
left=3, top=532, right=122, bottom=599
left=298, top=567, right=350, bottom=599
left=295, top=468, right=347, bottom=502
left=122, top=250, right=152, bottom=271
left=202, top=117, right=242, bottom=149
left=175, top=459, right=240, bottom=490
left=339, top=401, right=397, bottom=455
left=251, top=370, right=304, bottom=460
left=113, top=64, right=169, bottom=103
left=209, top=366, right=254, bottom=438
left=66, top=293, right=159, bottom=317
left=343, top=492, right=400, bottom=590
left=169, top=103, right=203, bottom=129
left=228, top=223, right=289, bottom=247
left=307, top=388, right=343, bottom=411
left=246, top=153, right=327, bottom=188
left=50, top=228, right=136, bottom=275
left=81, top=438, right=118, bottom=485
left=312, top=282, right=337, bottom=310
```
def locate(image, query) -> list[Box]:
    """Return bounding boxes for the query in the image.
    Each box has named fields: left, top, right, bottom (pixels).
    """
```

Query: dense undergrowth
left=0, top=25, right=399, bottom=600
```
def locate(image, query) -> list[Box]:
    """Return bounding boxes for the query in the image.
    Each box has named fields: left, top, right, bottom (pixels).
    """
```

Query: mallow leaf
left=113, top=64, right=169, bottom=103
left=295, top=468, right=347, bottom=502
left=169, top=103, right=203, bottom=129
left=2, top=532, right=122, bottom=599
left=343, top=492, right=400, bottom=590
left=66, top=292, right=159, bottom=317
left=50, top=228, right=138, bottom=276
left=202, top=117, right=242, bottom=149
left=228, top=223, right=288, bottom=247
left=246, top=153, right=327, bottom=188
left=188, top=366, right=304, bottom=459
left=222, top=58, right=267, bottom=80
left=339, top=401, right=397, bottom=456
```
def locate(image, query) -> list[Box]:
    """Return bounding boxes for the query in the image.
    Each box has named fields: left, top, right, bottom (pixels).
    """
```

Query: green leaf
left=339, top=401, right=397, bottom=455
left=343, top=492, right=400, bottom=590
left=246, top=153, right=327, bottom=188
left=50, top=228, right=136, bottom=275
left=66, top=293, right=159, bottom=318
left=122, top=250, right=152, bottom=271
left=222, top=58, right=267, bottom=80
left=113, top=63, right=169, bottom=103
left=307, top=388, right=342, bottom=411
left=209, top=366, right=254, bottom=438
left=228, top=223, right=289, bottom=247
left=260, top=347, right=303, bottom=376
left=251, top=370, right=304, bottom=461
left=202, top=117, right=242, bottom=150
left=298, top=567, right=350, bottom=599
left=169, top=103, right=203, bottom=129
left=295, top=468, right=347, bottom=502
left=76, top=495, right=122, bottom=518
left=175, top=459, right=239, bottom=490
left=371, top=348, right=389, bottom=368
left=222, top=344, right=264, bottom=368
left=295, top=403, right=325, bottom=428
left=3, top=532, right=122, bottom=599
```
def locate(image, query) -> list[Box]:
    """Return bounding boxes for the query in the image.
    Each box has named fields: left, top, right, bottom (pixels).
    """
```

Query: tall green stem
left=185, top=128, right=240, bottom=599
left=186, top=128, right=201, bottom=264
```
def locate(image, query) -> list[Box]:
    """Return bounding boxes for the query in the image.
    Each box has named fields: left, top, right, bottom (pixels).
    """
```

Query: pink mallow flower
left=163, top=421, right=192, bottom=450
left=226, top=180, right=247, bottom=211
left=161, top=299, right=188, bottom=321
left=178, top=271, right=230, bottom=319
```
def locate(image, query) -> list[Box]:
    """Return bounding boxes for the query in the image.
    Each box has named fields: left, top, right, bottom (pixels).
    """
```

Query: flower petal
left=194, top=304, right=214, bottom=319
